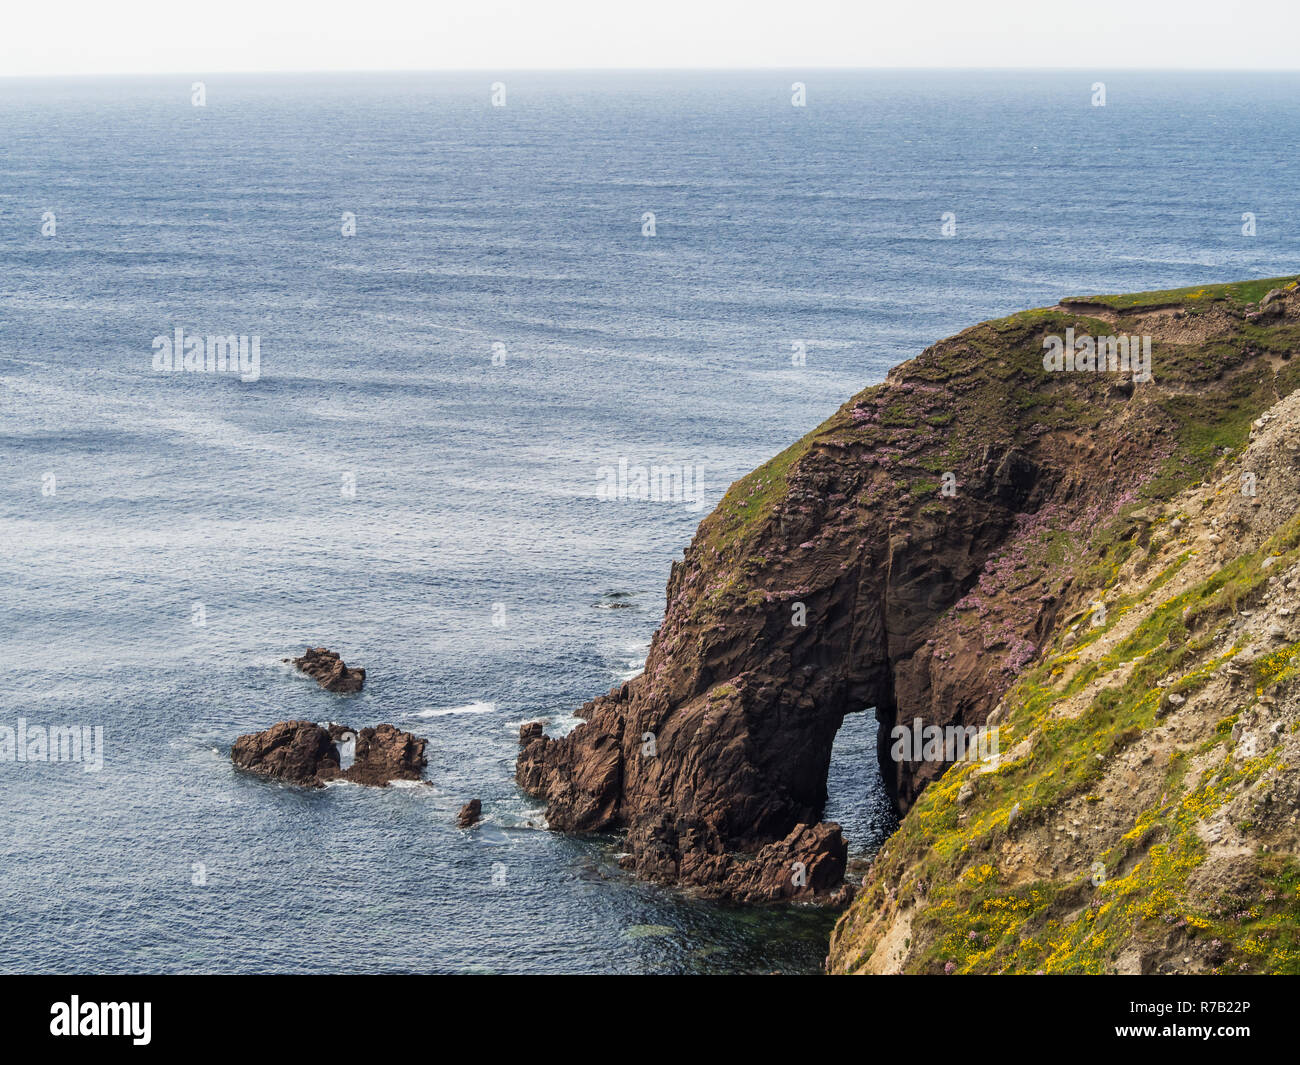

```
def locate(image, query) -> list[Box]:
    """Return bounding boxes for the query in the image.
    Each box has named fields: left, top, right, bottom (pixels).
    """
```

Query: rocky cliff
left=518, top=276, right=1300, bottom=910
left=830, top=376, right=1300, bottom=973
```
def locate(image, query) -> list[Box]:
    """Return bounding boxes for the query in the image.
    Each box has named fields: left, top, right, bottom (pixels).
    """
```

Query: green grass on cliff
left=704, top=420, right=833, bottom=557
left=1068, top=276, right=1298, bottom=311
left=685, top=273, right=1300, bottom=755
left=831, top=511, right=1300, bottom=975
left=699, top=274, right=1300, bottom=571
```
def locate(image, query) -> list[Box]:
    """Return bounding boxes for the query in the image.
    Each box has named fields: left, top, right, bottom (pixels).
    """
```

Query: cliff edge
left=518, top=276, right=1300, bottom=907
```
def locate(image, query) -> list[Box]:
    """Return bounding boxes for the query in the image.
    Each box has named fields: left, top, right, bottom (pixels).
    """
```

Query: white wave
left=323, top=776, right=431, bottom=791
left=508, top=713, right=586, bottom=739
left=414, top=700, right=497, bottom=718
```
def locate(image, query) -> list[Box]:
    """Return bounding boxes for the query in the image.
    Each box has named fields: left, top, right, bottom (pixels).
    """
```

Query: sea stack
left=457, top=799, right=482, bottom=827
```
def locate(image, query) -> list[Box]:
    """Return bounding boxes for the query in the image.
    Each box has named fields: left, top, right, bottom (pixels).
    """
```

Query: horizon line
left=6, top=65, right=1300, bottom=80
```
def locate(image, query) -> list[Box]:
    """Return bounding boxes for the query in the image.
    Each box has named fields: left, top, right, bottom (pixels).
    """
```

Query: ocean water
left=1, top=70, right=1298, bottom=975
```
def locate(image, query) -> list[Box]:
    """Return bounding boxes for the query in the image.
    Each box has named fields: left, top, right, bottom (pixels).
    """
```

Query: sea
left=1, top=69, right=1297, bottom=973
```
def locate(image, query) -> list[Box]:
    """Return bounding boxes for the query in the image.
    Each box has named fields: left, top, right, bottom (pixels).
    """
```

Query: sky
left=1, top=0, right=1294, bottom=76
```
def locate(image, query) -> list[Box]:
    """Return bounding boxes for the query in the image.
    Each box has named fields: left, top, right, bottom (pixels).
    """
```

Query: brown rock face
left=518, top=284, right=1300, bottom=902
left=831, top=375, right=1300, bottom=974
left=641, top=822, right=853, bottom=905
left=231, top=720, right=336, bottom=786
left=232, top=720, right=426, bottom=787
left=288, top=647, right=366, bottom=693
left=328, top=724, right=427, bottom=786
left=457, top=799, right=482, bottom=827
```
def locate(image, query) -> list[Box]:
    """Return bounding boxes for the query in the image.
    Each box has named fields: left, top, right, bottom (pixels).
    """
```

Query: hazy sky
left=3, top=0, right=1294, bottom=76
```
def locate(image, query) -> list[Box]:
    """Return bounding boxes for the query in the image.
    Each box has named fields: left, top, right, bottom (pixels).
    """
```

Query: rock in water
left=330, top=723, right=427, bottom=786
left=232, top=720, right=426, bottom=787
left=722, top=823, right=850, bottom=904
left=230, top=720, right=335, bottom=786
left=287, top=647, right=366, bottom=693
left=457, top=799, right=482, bottom=827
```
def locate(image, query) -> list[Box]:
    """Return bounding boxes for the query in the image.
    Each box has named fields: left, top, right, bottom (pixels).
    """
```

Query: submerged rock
left=286, top=647, right=366, bottom=693
left=232, top=720, right=426, bottom=787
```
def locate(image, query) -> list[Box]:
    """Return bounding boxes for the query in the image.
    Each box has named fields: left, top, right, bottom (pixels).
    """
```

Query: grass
left=1068, top=276, right=1299, bottom=311
left=831, top=509, right=1300, bottom=974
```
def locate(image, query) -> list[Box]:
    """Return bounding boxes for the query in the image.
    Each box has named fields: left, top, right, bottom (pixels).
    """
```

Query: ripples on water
left=1, top=70, right=1298, bottom=973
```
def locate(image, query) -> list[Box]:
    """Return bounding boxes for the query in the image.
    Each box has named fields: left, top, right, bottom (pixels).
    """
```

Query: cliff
left=830, top=378, right=1300, bottom=973
left=518, top=275, right=1300, bottom=910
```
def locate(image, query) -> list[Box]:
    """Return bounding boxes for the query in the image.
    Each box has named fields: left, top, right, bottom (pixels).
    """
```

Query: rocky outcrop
left=231, top=720, right=334, bottom=786
left=518, top=276, right=1300, bottom=904
left=287, top=647, right=366, bottom=693
left=697, top=822, right=852, bottom=905
left=232, top=720, right=426, bottom=787
left=457, top=799, right=482, bottom=827
left=334, top=724, right=427, bottom=786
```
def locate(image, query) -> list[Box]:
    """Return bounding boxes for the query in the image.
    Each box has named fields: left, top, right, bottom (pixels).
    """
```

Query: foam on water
left=414, top=700, right=498, bottom=718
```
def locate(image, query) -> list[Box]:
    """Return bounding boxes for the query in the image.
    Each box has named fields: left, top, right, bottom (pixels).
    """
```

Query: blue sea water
left=1, top=70, right=1297, bottom=974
